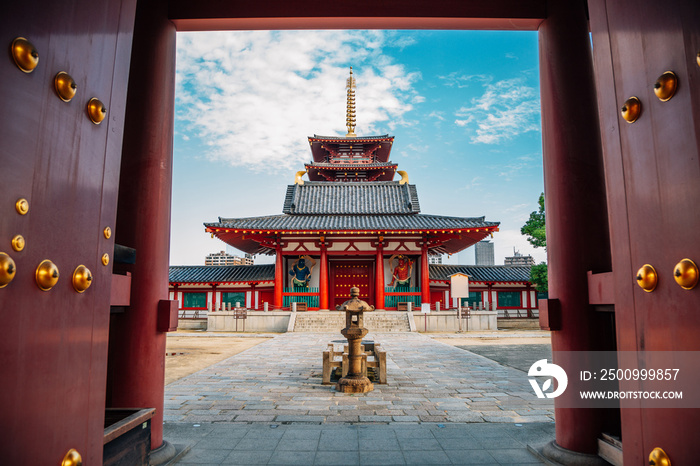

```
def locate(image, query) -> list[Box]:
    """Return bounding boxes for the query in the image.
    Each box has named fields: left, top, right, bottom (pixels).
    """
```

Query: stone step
left=292, top=311, right=411, bottom=332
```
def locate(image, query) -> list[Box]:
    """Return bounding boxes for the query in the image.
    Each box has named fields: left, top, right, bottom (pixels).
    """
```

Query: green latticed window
left=183, top=292, right=207, bottom=309
left=221, top=292, right=246, bottom=307
left=498, top=291, right=521, bottom=308
left=460, top=291, right=482, bottom=308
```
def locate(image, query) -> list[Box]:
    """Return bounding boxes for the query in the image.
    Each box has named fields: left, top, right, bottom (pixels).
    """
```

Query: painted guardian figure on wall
left=389, top=254, right=414, bottom=287
left=289, top=255, right=316, bottom=288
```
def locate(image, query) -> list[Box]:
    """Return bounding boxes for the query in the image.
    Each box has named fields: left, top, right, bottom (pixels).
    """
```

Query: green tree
left=521, top=193, right=548, bottom=292
left=521, top=193, right=546, bottom=249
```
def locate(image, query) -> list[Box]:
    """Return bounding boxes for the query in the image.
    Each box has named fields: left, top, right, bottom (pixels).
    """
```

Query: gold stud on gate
left=36, top=259, right=59, bottom=291
left=15, top=198, right=29, bottom=215
left=11, top=37, right=39, bottom=73
left=0, top=252, right=17, bottom=288
left=103, top=226, right=112, bottom=239
left=673, top=258, right=698, bottom=290
left=621, top=97, right=642, bottom=123
left=653, top=71, right=678, bottom=102
left=11, top=235, right=25, bottom=252
left=636, top=264, right=658, bottom=292
left=61, top=449, right=82, bottom=466
left=87, top=98, right=107, bottom=124
left=54, top=72, right=77, bottom=102
left=102, top=253, right=110, bottom=266
left=697, top=52, right=700, bottom=68
left=72, top=265, right=93, bottom=293
left=649, top=447, right=670, bottom=466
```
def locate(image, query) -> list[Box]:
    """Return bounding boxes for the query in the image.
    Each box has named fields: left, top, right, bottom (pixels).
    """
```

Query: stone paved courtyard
left=164, top=332, right=554, bottom=424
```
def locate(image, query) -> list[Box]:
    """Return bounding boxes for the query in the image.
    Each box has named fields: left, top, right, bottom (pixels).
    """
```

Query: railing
left=384, top=286, right=421, bottom=308
left=283, top=287, right=319, bottom=309
left=178, top=309, right=207, bottom=319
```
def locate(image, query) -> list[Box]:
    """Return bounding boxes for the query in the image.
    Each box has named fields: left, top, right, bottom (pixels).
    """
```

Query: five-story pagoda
left=205, top=68, right=499, bottom=310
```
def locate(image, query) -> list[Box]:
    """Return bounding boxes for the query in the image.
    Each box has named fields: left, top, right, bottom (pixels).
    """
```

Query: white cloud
left=438, top=72, right=492, bottom=88
left=453, top=77, right=540, bottom=144
left=176, top=31, right=421, bottom=170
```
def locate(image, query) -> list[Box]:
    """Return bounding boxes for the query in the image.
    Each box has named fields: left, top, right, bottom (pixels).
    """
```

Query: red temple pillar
left=319, top=244, right=328, bottom=310
left=108, top=0, right=175, bottom=455
left=421, top=242, right=430, bottom=305
left=539, top=0, right=613, bottom=457
left=250, top=282, right=256, bottom=310
left=274, top=245, right=283, bottom=309
left=526, top=284, right=532, bottom=318
left=375, top=242, right=385, bottom=309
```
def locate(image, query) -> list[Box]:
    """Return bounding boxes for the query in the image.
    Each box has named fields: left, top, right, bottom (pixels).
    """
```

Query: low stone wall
left=177, top=319, right=207, bottom=330
left=412, top=311, right=498, bottom=332
left=207, top=311, right=290, bottom=332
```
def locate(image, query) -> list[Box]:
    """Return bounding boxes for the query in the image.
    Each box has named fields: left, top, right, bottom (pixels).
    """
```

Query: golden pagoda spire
left=345, top=66, right=357, bottom=137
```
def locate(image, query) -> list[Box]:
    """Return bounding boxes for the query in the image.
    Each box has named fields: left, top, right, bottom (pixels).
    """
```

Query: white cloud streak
left=176, top=31, right=420, bottom=170
left=453, top=77, right=540, bottom=144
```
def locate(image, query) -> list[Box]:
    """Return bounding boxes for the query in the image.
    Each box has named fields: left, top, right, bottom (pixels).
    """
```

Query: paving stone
left=359, top=449, right=406, bottom=465
left=164, top=332, right=552, bottom=425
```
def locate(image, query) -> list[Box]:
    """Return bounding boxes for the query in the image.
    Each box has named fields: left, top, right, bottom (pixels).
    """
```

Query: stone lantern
left=335, top=287, right=375, bottom=393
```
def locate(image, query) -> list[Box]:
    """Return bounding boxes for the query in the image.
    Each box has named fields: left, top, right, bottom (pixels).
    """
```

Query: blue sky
left=171, top=30, right=545, bottom=266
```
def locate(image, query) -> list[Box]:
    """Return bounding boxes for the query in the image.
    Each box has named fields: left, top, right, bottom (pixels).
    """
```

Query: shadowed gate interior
left=2, top=1, right=699, bottom=465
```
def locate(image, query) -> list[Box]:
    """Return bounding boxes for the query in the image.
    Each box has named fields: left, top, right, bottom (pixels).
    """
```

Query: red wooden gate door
left=0, top=1, right=135, bottom=463
left=330, top=261, right=374, bottom=308
left=590, top=0, right=700, bottom=463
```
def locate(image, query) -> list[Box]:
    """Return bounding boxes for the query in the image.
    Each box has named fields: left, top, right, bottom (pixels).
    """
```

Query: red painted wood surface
left=539, top=0, right=615, bottom=455
left=0, top=0, right=136, bottom=462
left=107, top=0, right=176, bottom=451
left=375, top=245, right=385, bottom=309
left=330, top=261, right=374, bottom=307
left=274, top=245, right=283, bottom=308
left=319, top=244, right=328, bottom=309
left=168, top=0, right=546, bottom=31
left=421, top=243, right=431, bottom=304
left=589, top=1, right=700, bottom=463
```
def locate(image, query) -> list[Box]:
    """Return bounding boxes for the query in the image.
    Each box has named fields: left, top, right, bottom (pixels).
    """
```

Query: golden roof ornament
left=345, top=67, right=357, bottom=137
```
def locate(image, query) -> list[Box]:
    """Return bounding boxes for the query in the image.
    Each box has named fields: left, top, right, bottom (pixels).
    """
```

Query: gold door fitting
left=653, top=71, right=678, bottom=102
left=673, top=258, right=698, bottom=290
left=696, top=52, right=700, bottom=68
left=103, top=226, right=112, bottom=239
left=649, top=447, right=670, bottom=466
left=15, top=198, right=29, bottom=215
left=11, top=235, right=25, bottom=252
left=0, top=252, right=17, bottom=288
left=61, top=449, right=82, bottom=466
left=11, top=37, right=39, bottom=73
left=54, top=72, right=77, bottom=102
left=36, top=259, right=59, bottom=291
left=102, top=253, right=110, bottom=266
left=87, top=97, right=107, bottom=124
left=621, top=97, right=642, bottom=123
left=72, top=265, right=92, bottom=293
left=636, top=264, right=658, bottom=292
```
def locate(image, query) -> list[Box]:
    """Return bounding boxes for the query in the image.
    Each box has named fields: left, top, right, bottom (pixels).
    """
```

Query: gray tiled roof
left=168, top=264, right=527, bottom=285
left=208, top=214, right=496, bottom=231
left=429, top=264, right=532, bottom=283
left=282, top=182, right=420, bottom=215
left=169, top=264, right=276, bottom=283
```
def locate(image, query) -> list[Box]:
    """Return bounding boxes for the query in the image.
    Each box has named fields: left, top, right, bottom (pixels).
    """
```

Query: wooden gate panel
left=330, top=261, right=374, bottom=307
left=0, top=0, right=136, bottom=463
left=590, top=0, right=700, bottom=463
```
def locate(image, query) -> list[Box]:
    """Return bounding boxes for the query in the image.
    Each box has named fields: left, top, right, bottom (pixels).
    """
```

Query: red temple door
left=0, top=1, right=136, bottom=463
left=330, top=261, right=374, bottom=308
left=590, top=0, right=700, bottom=463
